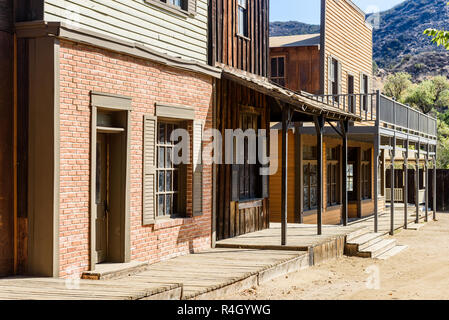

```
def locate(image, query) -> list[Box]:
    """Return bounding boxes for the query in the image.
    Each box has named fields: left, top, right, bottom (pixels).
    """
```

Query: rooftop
left=269, top=34, right=321, bottom=48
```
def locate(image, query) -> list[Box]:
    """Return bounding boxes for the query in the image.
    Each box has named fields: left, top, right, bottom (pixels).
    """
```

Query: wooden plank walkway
left=216, top=223, right=365, bottom=251
left=0, top=277, right=181, bottom=300
left=124, top=248, right=309, bottom=300
left=0, top=249, right=308, bottom=300
left=349, top=206, right=430, bottom=234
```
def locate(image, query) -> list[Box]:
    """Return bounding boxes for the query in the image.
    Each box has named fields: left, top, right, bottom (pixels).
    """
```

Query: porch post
left=341, top=120, right=348, bottom=226
left=425, top=144, right=429, bottom=222
left=314, top=115, right=325, bottom=235
left=390, top=136, right=396, bottom=236
left=415, top=142, right=420, bottom=224
left=281, top=105, right=290, bottom=245
left=403, top=139, right=409, bottom=229
left=374, top=90, right=381, bottom=233
left=433, top=156, right=437, bottom=221
left=373, top=133, right=379, bottom=233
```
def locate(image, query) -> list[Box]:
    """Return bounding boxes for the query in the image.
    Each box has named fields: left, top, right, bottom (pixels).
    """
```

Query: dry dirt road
left=220, top=212, right=449, bottom=300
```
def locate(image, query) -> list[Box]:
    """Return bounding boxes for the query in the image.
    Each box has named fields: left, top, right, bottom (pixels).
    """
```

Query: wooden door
left=96, top=133, right=108, bottom=263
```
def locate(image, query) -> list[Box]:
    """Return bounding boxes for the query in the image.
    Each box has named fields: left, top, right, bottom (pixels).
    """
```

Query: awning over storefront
left=218, top=64, right=362, bottom=122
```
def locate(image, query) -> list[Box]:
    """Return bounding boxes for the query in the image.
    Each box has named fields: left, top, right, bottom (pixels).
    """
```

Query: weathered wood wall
left=270, top=46, right=321, bottom=94
left=0, top=0, right=14, bottom=277
left=322, top=0, right=373, bottom=110
left=215, top=79, right=270, bottom=240
left=43, top=0, right=209, bottom=63
left=210, top=0, right=269, bottom=77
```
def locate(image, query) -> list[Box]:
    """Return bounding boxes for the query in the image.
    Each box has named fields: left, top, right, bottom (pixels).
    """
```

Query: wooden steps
left=345, top=229, right=406, bottom=260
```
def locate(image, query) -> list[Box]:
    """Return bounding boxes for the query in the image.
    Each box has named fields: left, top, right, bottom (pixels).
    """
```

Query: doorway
left=90, top=94, right=131, bottom=270
left=95, top=133, right=108, bottom=263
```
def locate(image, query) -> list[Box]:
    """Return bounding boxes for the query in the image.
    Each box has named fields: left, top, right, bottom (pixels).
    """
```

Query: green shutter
left=143, top=115, right=157, bottom=225
left=193, top=120, right=203, bottom=216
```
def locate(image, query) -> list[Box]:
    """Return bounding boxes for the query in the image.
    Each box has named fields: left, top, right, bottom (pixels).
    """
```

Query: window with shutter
left=238, top=0, right=248, bottom=37
left=193, top=120, right=203, bottom=216
left=143, top=115, right=157, bottom=225
left=303, top=146, right=318, bottom=211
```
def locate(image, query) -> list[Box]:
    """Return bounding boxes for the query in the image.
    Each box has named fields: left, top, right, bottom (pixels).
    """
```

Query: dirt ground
left=220, top=212, right=449, bottom=300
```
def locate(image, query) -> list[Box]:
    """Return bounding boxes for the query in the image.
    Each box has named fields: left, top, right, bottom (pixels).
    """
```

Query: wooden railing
left=378, top=94, right=437, bottom=138
left=303, top=91, right=377, bottom=120
left=386, top=188, right=404, bottom=202
left=306, top=91, right=438, bottom=138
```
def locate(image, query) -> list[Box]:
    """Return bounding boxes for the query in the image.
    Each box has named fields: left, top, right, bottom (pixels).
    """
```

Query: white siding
left=44, top=0, right=208, bottom=63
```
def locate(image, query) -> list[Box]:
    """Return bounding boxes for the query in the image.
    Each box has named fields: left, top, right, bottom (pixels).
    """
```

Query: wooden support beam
left=425, top=144, right=429, bottom=223
left=433, top=157, right=437, bottom=221
left=373, top=133, right=379, bottom=233
left=390, top=135, right=396, bottom=236
left=403, top=139, right=409, bottom=229
left=281, top=105, right=291, bottom=245
left=340, top=120, right=348, bottom=226
left=415, top=141, right=420, bottom=224
left=314, top=115, right=325, bottom=235
left=294, top=123, right=302, bottom=224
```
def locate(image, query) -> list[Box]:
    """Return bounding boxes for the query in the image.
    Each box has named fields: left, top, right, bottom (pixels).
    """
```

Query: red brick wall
left=58, top=40, right=213, bottom=278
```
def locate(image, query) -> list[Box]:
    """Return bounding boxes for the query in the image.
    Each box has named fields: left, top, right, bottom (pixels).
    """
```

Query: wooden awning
left=218, top=64, right=361, bottom=122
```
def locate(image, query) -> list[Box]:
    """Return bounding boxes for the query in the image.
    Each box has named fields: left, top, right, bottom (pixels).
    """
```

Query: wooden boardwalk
left=0, top=277, right=181, bottom=300
left=0, top=249, right=308, bottom=300
left=0, top=206, right=433, bottom=300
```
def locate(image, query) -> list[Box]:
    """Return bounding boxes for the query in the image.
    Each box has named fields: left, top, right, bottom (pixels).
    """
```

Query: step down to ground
left=345, top=227, right=371, bottom=242
left=357, top=239, right=397, bottom=259
left=406, top=223, right=425, bottom=231
left=376, top=245, right=408, bottom=260
left=345, top=232, right=385, bottom=255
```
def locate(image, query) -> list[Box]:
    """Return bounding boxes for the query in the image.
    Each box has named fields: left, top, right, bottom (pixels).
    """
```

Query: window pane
left=310, top=187, right=317, bottom=208
left=158, top=123, right=165, bottom=144
left=158, top=195, right=165, bottom=217
left=158, top=171, right=165, bottom=192
left=166, top=194, right=172, bottom=216
left=158, top=147, right=165, bottom=168
left=166, top=147, right=172, bottom=168
left=166, top=170, right=172, bottom=192
left=303, top=165, right=308, bottom=185
left=304, top=187, right=309, bottom=210
left=271, top=58, right=278, bottom=78
left=278, top=57, right=285, bottom=77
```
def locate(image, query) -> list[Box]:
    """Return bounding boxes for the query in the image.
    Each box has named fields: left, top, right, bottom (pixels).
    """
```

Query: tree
left=424, top=2, right=449, bottom=49
left=437, top=119, right=449, bottom=169
left=404, top=76, right=449, bottom=114
left=383, top=72, right=412, bottom=102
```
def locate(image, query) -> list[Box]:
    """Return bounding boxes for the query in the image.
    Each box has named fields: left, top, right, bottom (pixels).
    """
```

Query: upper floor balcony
left=304, top=91, right=438, bottom=140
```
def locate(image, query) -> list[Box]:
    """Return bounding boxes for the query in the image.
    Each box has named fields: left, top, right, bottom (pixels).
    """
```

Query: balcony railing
left=379, top=94, right=437, bottom=138
left=304, top=92, right=378, bottom=120
left=306, top=91, right=437, bottom=138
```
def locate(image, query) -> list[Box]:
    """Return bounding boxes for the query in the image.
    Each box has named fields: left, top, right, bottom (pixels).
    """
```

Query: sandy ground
left=220, top=212, right=449, bottom=300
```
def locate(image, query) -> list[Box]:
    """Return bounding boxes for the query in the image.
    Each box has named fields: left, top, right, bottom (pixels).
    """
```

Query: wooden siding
left=43, top=0, right=209, bottom=63
left=215, top=79, right=270, bottom=240
left=323, top=0, right=373, bottom=111
left=210, top=0, right=269, bottom=77
left=270, top=46, right=321, bottom=94
left=0, top=30, right=14, bottom=276
left=269, top=131, right=376, bottom=225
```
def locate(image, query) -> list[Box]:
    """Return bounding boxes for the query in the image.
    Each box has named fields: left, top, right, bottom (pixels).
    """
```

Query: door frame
left=90, top=92, right=131, bottom=270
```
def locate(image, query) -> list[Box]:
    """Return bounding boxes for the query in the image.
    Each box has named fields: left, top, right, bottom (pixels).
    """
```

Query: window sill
left=154, top=215, right=193, bottom=230
left=144, top=0, right=194, bottom=18
left=326, top=204, right=342, bottom=210
left=236, top=33, right=251, bottom=41
left=238, top=198, right=264, bottom=209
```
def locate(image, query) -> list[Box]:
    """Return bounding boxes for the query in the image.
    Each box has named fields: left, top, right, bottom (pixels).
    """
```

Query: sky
left=270, top=0, right=405, bottom=24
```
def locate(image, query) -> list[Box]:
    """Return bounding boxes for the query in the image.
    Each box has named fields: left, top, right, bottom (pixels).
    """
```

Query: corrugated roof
left=269, top=34, right=320, bottom=48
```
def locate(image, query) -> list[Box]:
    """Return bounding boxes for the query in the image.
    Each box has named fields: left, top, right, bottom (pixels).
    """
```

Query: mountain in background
left=269, top=21, right=320, bottom=37
left=270, top=0, right=449, bottom=80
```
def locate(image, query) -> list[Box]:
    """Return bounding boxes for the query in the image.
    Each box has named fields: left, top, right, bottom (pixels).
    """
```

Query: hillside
left=269, top=21, right=320, bottom=37
left=269, top=0, right=449, bottom=79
